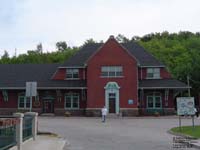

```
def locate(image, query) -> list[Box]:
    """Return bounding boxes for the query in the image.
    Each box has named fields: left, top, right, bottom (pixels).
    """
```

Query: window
left=147, top=68, right=160, bottom=79
left=65, top=93, right=79, bottom=109
left=18, top=96, right=30, bottom=109
left=147, top=92, right=162, bottom=109
left=147, top=97, right=154, bottom=108
left=101, top=66, right=123, bottom=77
left=66, top=69, right=79, bottom=79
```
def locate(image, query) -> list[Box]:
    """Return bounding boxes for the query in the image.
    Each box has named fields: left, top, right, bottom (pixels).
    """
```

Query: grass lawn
left=170, top=126, right=200, bottom=139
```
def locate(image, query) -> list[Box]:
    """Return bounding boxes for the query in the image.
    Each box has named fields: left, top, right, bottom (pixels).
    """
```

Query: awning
left=139, top=79, right=190, bottom=89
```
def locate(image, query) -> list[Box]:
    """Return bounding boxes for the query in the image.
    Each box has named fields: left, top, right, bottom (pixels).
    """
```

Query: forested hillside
left=1, top=32, right=200, bottom=96
left=138, top=31, right=200, bottom=96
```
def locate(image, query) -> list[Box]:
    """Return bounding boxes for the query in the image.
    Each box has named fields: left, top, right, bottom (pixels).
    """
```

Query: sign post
left=177, top=97, right=195, bottom=130
left=26, top=82, right=37, bottom=112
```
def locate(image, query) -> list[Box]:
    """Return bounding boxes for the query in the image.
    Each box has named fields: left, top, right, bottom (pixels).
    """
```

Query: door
left=43, top=100, right=53, bottom=113
left=109, top=93, right=116, bottom=113
left=105, top=82, right=120, bottom=114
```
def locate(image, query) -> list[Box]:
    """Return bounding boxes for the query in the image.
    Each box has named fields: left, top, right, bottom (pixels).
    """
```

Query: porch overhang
left=139, top=79, right=190, bottom=90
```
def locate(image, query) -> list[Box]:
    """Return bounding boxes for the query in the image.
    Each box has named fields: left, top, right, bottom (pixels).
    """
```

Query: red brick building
left=0, top=36, right=189, bottom=116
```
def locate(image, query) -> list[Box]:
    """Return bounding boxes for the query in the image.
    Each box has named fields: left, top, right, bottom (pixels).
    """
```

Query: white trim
left=140, top=66, right=165, bottom=68
left=146, top=68, right=161, bottom=79
left=18, top=95, right=31, bottom=109
left=146, top=94, right=162, bottom=109
left=64, top=93, right=80, bottom=109
left=105, top=82, right=120, bottom=114
left=66, top=68, right=79, bottom=79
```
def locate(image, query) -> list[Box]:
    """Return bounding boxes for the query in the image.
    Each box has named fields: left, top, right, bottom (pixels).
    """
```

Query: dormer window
left=66, top=69, right=79, bottom=79
left=147, top=68, right=160, bottom=79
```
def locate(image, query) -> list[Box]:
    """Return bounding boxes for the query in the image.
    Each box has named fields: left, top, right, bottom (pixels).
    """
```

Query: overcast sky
left=0, top=0, right=200, bottom=56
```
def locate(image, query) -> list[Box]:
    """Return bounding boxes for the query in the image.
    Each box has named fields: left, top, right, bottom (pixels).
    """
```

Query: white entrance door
left=104, top=82, right=120, bottom=114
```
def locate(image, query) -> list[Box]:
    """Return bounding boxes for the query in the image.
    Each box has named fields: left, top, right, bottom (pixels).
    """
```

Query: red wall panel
left=87, top=38, right=138, bottom=109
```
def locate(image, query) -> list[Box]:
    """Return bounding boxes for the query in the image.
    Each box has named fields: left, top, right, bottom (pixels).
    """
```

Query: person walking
left=101, top=106, right=108, bottom=123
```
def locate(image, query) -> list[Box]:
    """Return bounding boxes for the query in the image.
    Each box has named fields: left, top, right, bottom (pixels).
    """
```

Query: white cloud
left=0, top=0, right=200, bottom=56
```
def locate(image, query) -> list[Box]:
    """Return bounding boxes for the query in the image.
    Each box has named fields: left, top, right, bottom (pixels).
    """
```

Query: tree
left=56, top=41, right=68, bottom=51
left=83, top=38, right=96, bottom=46
left=116, top=34, right=129, bottom=43
left=36, top=43, right=43, bottom=54
left=1, top=50, right=9, bottom=59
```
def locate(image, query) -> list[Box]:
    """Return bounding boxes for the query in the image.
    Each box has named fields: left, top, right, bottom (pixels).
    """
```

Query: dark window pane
left=67, top=74, right=73, bottom=78
left=155, top=97, right=161, bottom=108
left=65, top=96, right=71, bottom=108
left=72, top=102, right=78, bottom=108
left=19, top=97, right=25, bottom=108
left=147, top=97, right=153, bottom=108
left=109, top=72, right=115, bottom=77
left=116, top=71, right=122, bottom=76
left=101, top=72, right=108, bottom=77
left=73, top=73, right=79, bottom=78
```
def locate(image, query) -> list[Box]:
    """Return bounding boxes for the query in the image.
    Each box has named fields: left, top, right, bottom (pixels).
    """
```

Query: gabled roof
left=61, top=39, right=164, bottom=67
left=61, top=43, right=103, bottom=67
left=121, top=42, right=164, bottom=67
left=0, top=64, right=86, bottom=89
left=139, top=79, right=189, bottom=89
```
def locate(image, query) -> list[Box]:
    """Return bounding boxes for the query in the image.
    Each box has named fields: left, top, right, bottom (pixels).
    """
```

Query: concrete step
left=107, top=113, right=121, bottom=118
left=40, top=113, right=55, bottom=117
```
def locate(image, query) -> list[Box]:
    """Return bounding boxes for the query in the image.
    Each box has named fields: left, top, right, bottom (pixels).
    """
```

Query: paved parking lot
left=38, top=116, right=200, bottom=150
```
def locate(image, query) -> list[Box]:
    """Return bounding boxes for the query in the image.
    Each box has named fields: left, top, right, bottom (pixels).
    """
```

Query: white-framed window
left=18, top=95, right=30, bottom=109
left=147, top=68, right=160, bottom=79
left=101, top=66, right=123, bottom=77
left=64, top=93, right=79, bottom=109
left=66, top=69, right=79, bottom=79
left=147, top=92, right=162, bottom=109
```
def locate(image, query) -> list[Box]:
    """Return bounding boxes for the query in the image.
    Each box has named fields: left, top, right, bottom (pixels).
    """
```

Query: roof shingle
left=0, top=64, right=86, bottom=89
left=62, top=42, right=164, bottom=67
left=139, top=79, right=189, bottom=89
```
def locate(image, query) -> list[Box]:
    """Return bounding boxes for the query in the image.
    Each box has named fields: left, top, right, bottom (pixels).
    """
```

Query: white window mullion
left=71, top=96, right=73, bottom=109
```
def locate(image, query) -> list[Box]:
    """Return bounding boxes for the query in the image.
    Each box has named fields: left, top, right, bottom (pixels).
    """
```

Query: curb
left=38, top=131, right=69, bottom=150
left=167, top=130, right=200, bottom=149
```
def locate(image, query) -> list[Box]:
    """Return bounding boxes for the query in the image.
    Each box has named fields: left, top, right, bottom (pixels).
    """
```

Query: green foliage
left=138, top=32, right=200, bottom=95
left=171, top=125, right=200, bottom=139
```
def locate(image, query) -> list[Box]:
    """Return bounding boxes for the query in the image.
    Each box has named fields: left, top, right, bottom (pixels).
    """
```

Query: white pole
left=30, top=83, right=32, bottom=112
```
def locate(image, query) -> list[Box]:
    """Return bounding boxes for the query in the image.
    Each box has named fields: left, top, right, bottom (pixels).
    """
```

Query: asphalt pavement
left=38, top=116, right=200, bottom=150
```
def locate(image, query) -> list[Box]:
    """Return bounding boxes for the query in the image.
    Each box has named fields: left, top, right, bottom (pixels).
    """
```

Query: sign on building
left=26, top=82, right=37, bottom=97
left=176, top=97, right=195, bottom=116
